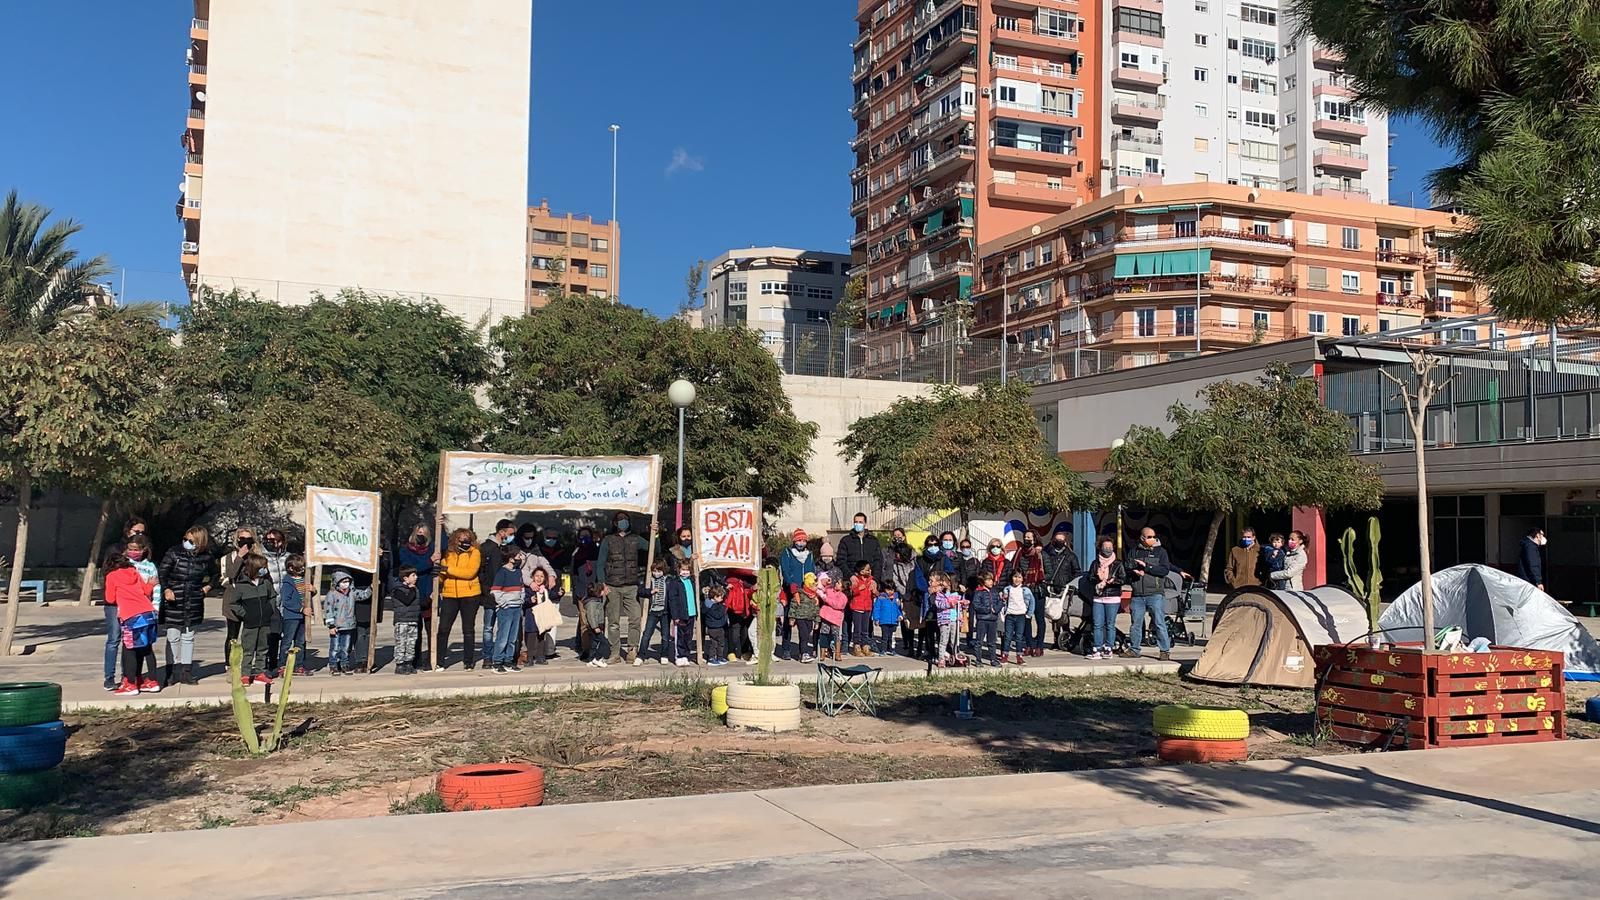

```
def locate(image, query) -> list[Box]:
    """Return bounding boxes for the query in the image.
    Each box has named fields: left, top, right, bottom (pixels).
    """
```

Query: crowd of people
left=93, top=510, right=1306, bottom=693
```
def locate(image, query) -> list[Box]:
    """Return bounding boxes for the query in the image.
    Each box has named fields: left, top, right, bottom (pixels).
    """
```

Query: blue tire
left=1587, top=696, right=1600, bottom=724
left=0, top=721, right=67, bottom=774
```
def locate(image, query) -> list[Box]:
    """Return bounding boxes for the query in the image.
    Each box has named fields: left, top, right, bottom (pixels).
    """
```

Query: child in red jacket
left=847, top=560, right=877, bottom=657
left=104, top=549, right=160, bottom=695
left=724, top=571, right=756, bottom=663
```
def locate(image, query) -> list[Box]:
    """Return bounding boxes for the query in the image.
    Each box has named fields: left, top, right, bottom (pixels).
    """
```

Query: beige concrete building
left=179, top=1, right=532, bottom=323
left=526, top=201, right=619, bottom=308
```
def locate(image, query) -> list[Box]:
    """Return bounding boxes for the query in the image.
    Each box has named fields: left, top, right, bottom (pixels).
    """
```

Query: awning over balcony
left=924, top=209, right=945, bottom=234
left=960, top=198, right=975, bottom=219
left=1113, top=249, right=1212, bottom=278
left=958, top=275, right=973, bottom=299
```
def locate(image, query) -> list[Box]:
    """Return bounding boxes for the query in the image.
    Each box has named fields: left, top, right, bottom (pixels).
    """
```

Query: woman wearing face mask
left=1084, top=539, right=1127, bottom=660
left=778, top=530, right=816, bottom=660
left=1268, top=530, right=1309, bottom=591
left=158, top=526, right=218, bottom=685
left=436, top=528, right=483, bottom=671
left=937, top=531, right=960, bottom=575
left=668, top=527, right=694, bottom=569
left=910, top=537, right=946, bottom=660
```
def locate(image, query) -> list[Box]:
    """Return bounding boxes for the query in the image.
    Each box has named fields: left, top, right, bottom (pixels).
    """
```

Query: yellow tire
left=711, top=684, right=729, bottom=717
left=1152, top=704, right=1250, bottom=741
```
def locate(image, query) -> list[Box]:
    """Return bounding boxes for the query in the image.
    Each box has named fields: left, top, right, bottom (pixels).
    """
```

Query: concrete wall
left=773, top=374, right=942, bottom=534
left=197, top=0, right=531, bottom=324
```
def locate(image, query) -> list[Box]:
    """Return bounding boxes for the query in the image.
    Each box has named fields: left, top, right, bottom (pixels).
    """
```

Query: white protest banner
left=693, top=497, right=762, bottom=570
left=439, top=452, right=661, bottom=515
left=305, top=486, right=381, bottom=573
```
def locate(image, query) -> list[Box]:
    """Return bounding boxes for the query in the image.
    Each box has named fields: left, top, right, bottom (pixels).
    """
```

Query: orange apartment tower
left=850, top=0, right=1100, bottom=365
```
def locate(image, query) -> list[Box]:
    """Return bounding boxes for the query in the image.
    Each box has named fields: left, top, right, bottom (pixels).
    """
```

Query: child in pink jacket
left=817, top=572, right=849, bottom=662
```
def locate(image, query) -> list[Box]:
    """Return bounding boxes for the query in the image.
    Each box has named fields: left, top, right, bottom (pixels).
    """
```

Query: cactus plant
left=265, top=647, right=297, bottom=752
left=753, top=565, right=782, bottom=686
left=1340, top=517, right=1384, bottom=643
left=227, top=640, right=261, bottom=755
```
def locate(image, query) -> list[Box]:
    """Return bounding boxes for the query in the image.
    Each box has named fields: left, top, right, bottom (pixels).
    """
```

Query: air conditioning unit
left=981, top=87, right=991, bottom=97
left=923, top=186, right=934, bottom=199
left=923, top=75, right=934, bottom=87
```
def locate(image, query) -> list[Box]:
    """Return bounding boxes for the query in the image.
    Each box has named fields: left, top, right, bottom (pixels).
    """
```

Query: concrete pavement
left=3, top=740, right=1594, bottom=898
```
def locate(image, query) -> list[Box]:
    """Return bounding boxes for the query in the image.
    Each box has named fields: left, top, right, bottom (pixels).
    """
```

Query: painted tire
left=711, top=684, right=729, bottom=717
left=0, top=683, right=62, bottom=729
left=0, top=721, right=68, bottom=774
left=1586, top=696, right=1600, bottom=724
left=1152, top=704, right=1250, bottom=741
left=437, top=763, right=544, bottom=812
left=725, top=682, right=801, bottom=711
left=725, top=706, right=802, bottom=732
left=0, top=770, right=62, bottom=810
left=1156, top=737, right=1249, bottom=763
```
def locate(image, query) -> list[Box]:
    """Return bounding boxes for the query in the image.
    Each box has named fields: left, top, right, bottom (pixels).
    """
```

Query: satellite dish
left=178, top=183, right=186, bottom=193
left=195, top=91, right=207, bottom=102
left=1030, top=225, right=1042, bottom=236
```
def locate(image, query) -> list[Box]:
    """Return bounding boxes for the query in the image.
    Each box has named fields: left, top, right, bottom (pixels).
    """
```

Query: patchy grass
left=389, top=792, right=445, bottom=816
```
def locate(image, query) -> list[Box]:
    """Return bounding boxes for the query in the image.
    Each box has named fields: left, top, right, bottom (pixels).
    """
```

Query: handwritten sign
left=305, top=486, right=381, bottom=573
left=439, top=452, right=661, bottom=515
left=693, top=497, right=762, bottom=570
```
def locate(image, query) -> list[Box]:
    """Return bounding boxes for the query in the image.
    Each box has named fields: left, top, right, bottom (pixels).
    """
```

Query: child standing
left=389, top=566, right=424, bottom=674
left=323, top=570, right=359, bottom=675
left=1001, top=569, right=1035, bottom=665
left=789, top=572, right=821, bottom=663
left=816, top=572, right=847, bottom=662
left=970, top=572, right=1003, bottom=667
left=105, top=549, right=161, bottom=695
left=583, top=584, right=611, bottom=667
left=522, top=568, right=554, bottom=667
left=640, top=559, right=672, bottom=664
left=701, top=585, right=729, bottom=666
left=932, top=576, right=967, bottom=667
left=665, top=560, right=698, bottom=666
left=1263, top=533, right=1287, bottom=578
left=871, top=584, right=902, bottom=656
left=489, top=552, right=526, bottom=673
left=279, top=555, right=311, bottom=676
left=724, top=571, right=756, bottom=663
left=226, top=553, right=277, bottom=684
left=847, top=560, right=876, bottom=657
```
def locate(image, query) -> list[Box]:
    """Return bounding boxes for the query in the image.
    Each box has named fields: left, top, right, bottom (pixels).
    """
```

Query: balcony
left=918, top=23, right=980, bottom=73
left=987, top=176, right=1079, bottom=206
left=179, top=197, right=202, bottom=220
left=1111, top=66, right=1164, bottom=90
left=1209, top=274, right=1298, bottom=297
left=1312, top=77, right=1356, bottom=99
left=910, top=180, right=975, bottom=219
left=850, top=94, right=871, bottom=120
left=1313, top=146, right=1369, bottom=172
left=1110, top=172, right=1164, bottom=190
left=188, top=64, right=207, bottom=86
left=920, top=65, right=975, bottom=102
left=908, top=259, right=973, bottom=289
left=1376, top=291, right=1424, bottom=310
left=990, top=139, right=1077, bottom=170
left=1109, top=96, right=1164, bottom=123
left=913, top=104, right=974, bottom=141
left=186, top=107, right=206, bottom=128
left=1312, top=47, right=1345, bottom=70
left=1110, top=132, right=1163, bottom=155
left=991, top=20, right=1078, bottom=52
left=1376, top=248, right=1432, bottom=266
left=191, top=17, right=208, bottom=39
left=850, top=194, right=869, bottom=215
left=991, top=58, right=1078, bottom=86
left=913, top=0, right=964, bottom=32
left=183, top=152, right=203, bottom=175
left=913, top=143, right=977, bottom=182
left=1312, top=181, right=1371, bottom=201
left=850, top=231, right=869, bottom=248
left=1312, top=117, right=1369, bottom=140
left=180, top=241, right=199, bottom=266
left=991, top=97, right=1076, bottom=126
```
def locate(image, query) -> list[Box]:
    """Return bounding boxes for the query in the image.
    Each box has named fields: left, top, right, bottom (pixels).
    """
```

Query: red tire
left=437, top=763, right=545, bottom=812
left=1156, top=737, right=1248, bottom=764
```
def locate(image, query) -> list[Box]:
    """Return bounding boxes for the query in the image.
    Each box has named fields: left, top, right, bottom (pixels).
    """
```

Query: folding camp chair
left=816, top=662, right=882, bottom=717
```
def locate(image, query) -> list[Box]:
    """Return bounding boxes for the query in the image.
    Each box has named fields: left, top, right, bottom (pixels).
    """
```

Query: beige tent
left=1189, top=585, right=1370, bottom=688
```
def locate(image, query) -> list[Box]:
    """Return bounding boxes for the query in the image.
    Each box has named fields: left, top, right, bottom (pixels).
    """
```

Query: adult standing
left=158, top=525, right=217, bottom=684
left=668, top=526, right=694, bottom=570
left=515, top=524, right=559, bottom=662
left=260, top=529, right=290, bottom=674
left=1517, top=527, right=1547, bottom=591
left=912, top=536, right=947, bottom=660
left=1039, top=525, right=1081, bottom=655
left=396, top=525, right=436, bottom=669
left=778, top=530, right=816, bottom=661
left=1083, top=538, right=1127, bottom=660
left=837, top=513, right=883, bottom=583
left=106, top=516, right=148, bottom=560
left=594, top=513, right=651, bottom=664
left=436, top=527, right=482, bottom=670
left=218, top=526, right=256, bottom=653
left=1121, top=527, right=1173, bottom=661
left=882, top=528, right=911, bottom=585
left=478, top=519, right=516, bottom=667
left=1268, top=530, right=1309, bottom=592
left=570, top=526, right=600, bottom=607
left=1225, top=527, right=1262, bottom=590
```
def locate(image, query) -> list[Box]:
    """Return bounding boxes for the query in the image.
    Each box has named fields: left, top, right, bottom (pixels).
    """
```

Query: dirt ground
left=4, top=672, right=1596, bottom=842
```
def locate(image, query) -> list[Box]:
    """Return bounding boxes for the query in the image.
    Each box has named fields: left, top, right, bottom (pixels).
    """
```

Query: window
left=1241, top=140, right=1278, bottom=161
left=1252, top=221, right=1270, bottom=237
left=530, top=256, right=556, bottom=270
left=531, top=228, right=565, bottom=244
left=1195, top=0, right=1208, bottom=9
left=1194, top=103, right=1208, bottom=118
left=1120, top=50, right=1140, bottom=67
left=1240, top=3, right=1277, bottom=25
left=1308, top=312, right=1328, bottom=334
left=1341, top=226, right=1360, bottom=250
left=570, top=233, right=589, bottom=248
left=1341, top=270, right=1360, bottom=293
left=1241, top=38, right=1277, bottom=63
left=592, top=264, right=608, bottom=278
left=1194, top=67, right=1208, bottom=82
left=1283, top=143, right=1297, bottom=160
left=1176, top=219, right=1197, bottom=238
left=1240, top=73, right=1277, bottom=96
left=1342, top=315, right=1362, bottom=336
left=1038, top=9, right=1077, bottom=37
left=1194, top=33, right=1208, bottom=46
left=1135, top=308, right=1156, bottom=337
left=1307, top=266, right=1328, bottom=289
left=1253, top=310, right=1270, bottom=332
left=1116, top=7, right=1163, bottom=37
left=1378, top=319, right=1391, bottom=333
left=592, top=237, right=609, bottom=252
left=1175, top=306, right=1196, bottom=337
left=1320, top=99, right=1365, bottom=123
left=1243, top=109, right=1277, bottom=128
left=1283, top=75, right=1297, bottom=91
left=1193, top=137, right=1210, bottom=152
left=1307, top=222, right=1327, bottom=246
left=806, top=286, right=835, bottom=300
left=728, top=280, right=747, bottom=303
left=1041, top=89, right=1072, bottom=115
left=997, top=85, right=1017, bottom=103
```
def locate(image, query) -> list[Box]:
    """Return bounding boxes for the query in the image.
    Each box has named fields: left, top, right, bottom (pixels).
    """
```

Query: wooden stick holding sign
left=691, top=497, right=763, bottom=666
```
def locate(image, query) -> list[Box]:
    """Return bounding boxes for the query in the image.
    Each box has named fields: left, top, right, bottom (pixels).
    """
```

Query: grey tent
left=1190, top=585, right=1370, bottom=688
left=1379, top=564, right=1600, bottom=681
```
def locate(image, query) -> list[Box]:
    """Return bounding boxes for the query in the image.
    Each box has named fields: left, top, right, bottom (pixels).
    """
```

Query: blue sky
left=3, top=2, right=1453, bottom=317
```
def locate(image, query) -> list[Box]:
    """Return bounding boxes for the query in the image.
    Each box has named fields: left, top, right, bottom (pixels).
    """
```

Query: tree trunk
left=1198, top=509, right=1225, bottom=588
left=1, top=471, right=33, bottom=659
left=1413, top=420, right=1435, bottom=652
left=76, top=499, right=113, bottom=606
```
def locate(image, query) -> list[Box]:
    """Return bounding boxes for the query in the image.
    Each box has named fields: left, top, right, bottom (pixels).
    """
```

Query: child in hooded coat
left=323, top=570, right=359, bottom=675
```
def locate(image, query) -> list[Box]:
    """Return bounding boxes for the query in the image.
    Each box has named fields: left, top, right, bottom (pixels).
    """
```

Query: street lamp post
left=609, top=124, right=620, bottom=300
left=1110, top=437, right=1127, bottom=556
left=668, top=379, right=696, bottom=529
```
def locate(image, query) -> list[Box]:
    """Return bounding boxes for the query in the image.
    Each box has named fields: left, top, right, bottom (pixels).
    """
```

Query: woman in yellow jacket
left=436, top=528, right=484, bottom=671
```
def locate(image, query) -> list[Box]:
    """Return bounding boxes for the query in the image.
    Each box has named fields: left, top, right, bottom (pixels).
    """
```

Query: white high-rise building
left=1100, top=1, right=1387, bottom=203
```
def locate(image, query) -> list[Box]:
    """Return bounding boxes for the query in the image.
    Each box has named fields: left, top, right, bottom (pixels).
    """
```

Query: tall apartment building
left=701, top=248, right=852, bottom=356
left=526, top=201, right=618, bottom=308
left=968, top=182, right=1484, bottom=379
left=179, top=1, right=532, bottom=323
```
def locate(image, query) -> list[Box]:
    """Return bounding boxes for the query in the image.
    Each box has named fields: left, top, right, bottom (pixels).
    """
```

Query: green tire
left=0, top=683, right=62, bottom=728
left=0, top=770, right=62, bottom=810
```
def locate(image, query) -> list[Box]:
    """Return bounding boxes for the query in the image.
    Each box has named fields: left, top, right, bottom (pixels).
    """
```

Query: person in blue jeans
left=1120, top=528, right=1172, bottom=660
left=323, top=570, right=359, bottom=674
left=488, top=552, right=526, bottom=673
left=278, top=554, right=311, bottom=675
left=1084, top=539, right=1127, bottom=659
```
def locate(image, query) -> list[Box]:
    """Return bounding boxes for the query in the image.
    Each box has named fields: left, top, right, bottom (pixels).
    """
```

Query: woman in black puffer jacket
left=158, top=525, right=217, bottom=685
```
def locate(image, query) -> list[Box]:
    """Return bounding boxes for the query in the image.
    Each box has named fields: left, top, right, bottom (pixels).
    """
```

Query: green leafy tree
left=833, top=275, right=867, bottom=329
left=0, top=190, right=110, bottom=337
left=681, top=259, right=705, bottom=318
left=1104, top=363, right=1383, bottom=586
left=1289, top=0, right=1600, bottom=322
left=839, top=381, right=1087, bottom=529
left=1, top=310, right=171, bottom=656
left=488, top=295, right=817, bottom=514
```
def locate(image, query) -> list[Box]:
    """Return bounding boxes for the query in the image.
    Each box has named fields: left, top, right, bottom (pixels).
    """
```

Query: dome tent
left=1190, top=585, right=1371, bottom=689
left=1379, top=564, right=1600, bottom=681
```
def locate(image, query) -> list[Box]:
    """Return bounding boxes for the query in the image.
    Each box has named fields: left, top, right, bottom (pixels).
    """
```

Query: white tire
left=725, top=706, right=802, bottom=732
left=725, top=682, right=800, bottom=711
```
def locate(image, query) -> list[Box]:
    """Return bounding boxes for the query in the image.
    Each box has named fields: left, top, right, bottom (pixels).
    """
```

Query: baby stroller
left=1162, top=571, right=1208, bottom=646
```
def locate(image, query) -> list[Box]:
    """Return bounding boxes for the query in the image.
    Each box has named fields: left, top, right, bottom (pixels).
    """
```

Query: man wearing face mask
left=477, top=519, right=517, bottom=669
left=595, top=512, right=652, bottom=664
left=1225, top=527, right=1262, bottom=590
left=1121, top=528, right=1173, bottom=660
left=571, top=527, right=599, bottom=605
left=1040, top=524, right=1081, bottom=655
left=1517, top=527, right=1547, bottom=592
left=837, top=512, right=884, bottom=586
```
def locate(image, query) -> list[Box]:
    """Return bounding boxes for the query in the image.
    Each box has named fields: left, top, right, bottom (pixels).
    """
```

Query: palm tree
left=0, top=189, right=111, bottom=337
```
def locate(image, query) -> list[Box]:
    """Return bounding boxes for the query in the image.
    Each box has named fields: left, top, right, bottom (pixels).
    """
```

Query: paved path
left=6, top=602, right=1197, bottom=710
left=3, top=741, right=1594, bottom=898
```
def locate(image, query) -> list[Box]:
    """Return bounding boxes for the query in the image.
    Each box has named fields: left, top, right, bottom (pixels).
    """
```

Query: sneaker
left=241, top=674, right=255, bottom=686
left=494, top=665, right=507, bottom=674
left=675, top=658, right=689, bottom=667
left=511, top=663, right=523, bottom=672
left=745, top=656, right=758, bottom=665
left=103, top=676, right=116, bottom=692
left=1159, top=650, right=1172, bottom=661
left=658, top=657, right=669, bottom=666
left=801, top=654, right=815, bottom=663
left=595, top=659, right=609, bottom=668
left=113, top=679, right=141, bottom=696
left=295, top=667, right=310, bottom=677
left=534, top=658, right=548, bottom=666
left=330, top=668, right=343, bottom=677
left=433, top=666, right=446, bottom=673
left=138, top=678, right=161, bottom=693
left=255, top=674, right=274, bottom=686
left=585, top=659, right=598, bottom=668
left=632, top=657, right=642, bottom=667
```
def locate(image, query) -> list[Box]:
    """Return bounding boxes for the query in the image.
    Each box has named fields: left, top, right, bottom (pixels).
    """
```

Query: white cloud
left=665, top=147, right=704, bottom=176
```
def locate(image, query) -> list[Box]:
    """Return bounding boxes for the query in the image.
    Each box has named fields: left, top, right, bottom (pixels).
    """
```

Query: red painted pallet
left=1312, top=643, right=1566, bottom=750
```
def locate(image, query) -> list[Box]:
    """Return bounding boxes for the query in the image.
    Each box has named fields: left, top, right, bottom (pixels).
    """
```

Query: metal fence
left=771, top=320, right=1122, bottom=386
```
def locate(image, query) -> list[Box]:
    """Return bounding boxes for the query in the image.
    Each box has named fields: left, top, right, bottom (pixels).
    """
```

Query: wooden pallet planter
left=1312, top=643, right=1565, bottom=750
